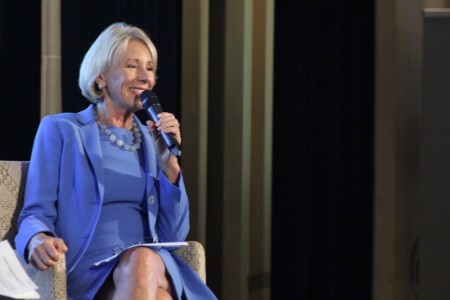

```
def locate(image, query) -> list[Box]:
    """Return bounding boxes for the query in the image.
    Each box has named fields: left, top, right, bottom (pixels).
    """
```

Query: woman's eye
left=127, top=64, right=138, bottom=69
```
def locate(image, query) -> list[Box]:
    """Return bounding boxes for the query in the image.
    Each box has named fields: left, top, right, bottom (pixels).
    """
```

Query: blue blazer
left=15, top=105, right=216, bottom=299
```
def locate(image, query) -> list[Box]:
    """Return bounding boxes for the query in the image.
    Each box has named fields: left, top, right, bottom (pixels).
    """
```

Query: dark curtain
left=271, top=1, right=374, bottom=299
left=0, top=0, right=41, bottom=160
left=61, top=0, right=181, bottom=122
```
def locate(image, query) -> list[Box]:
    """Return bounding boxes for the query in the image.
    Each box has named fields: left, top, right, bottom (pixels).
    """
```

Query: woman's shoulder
left=38, top=107, right=94, bottom=135
left=41, top=105, right=93, bottom=125
left=40, top=112, right=80, bottom=129
left=42, top=111, right=77, bottom=120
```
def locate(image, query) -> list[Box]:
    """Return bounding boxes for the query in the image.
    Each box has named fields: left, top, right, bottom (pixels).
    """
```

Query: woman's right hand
left=28, top=232, right=68, bottom=270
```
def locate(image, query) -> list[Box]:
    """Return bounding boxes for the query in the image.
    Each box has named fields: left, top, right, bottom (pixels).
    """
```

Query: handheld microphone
left=140, top=90, right=182, bottom=157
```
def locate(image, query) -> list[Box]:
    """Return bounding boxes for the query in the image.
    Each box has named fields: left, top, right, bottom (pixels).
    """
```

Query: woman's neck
left=95, top=102, right=134, bottom=129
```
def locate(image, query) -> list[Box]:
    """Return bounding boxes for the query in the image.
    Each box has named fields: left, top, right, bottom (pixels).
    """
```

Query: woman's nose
left=138, top=67, right=152, bottom=83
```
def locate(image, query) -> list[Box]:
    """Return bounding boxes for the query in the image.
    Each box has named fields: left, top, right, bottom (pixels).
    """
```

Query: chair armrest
left=174, top=241, right=206, bottom=283
left=16, top=251, right=67, bottom=300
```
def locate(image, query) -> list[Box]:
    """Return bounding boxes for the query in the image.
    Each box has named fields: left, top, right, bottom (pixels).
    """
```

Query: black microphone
left=140, top=90, right=182, bottom=157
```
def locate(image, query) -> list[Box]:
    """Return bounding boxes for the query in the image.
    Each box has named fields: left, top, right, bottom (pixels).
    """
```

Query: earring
left=98, top=83, right=103, bottom=91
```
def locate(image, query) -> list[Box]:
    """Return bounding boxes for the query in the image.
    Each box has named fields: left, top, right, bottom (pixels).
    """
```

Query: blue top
left=68, top=127, right=150, bottom=298
left=91, top=126, right=149, bottom=252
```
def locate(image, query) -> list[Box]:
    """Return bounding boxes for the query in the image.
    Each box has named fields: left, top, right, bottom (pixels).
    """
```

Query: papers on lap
left=0, top=240, right=40, bottom=299
left=92, top=242, right=189, bottom=267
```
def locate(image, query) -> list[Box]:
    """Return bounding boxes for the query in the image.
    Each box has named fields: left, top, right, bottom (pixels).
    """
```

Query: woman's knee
left=110, top=248, right=172, bottom=297
left=114, top=247, right=166, bottom=283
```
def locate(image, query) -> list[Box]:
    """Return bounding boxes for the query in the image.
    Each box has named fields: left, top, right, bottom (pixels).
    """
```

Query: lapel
left=77, top=105, right=105, bottom=204
left=135, top=118, right=159, bottom=182
left=134, top=117, right=160, bottom=241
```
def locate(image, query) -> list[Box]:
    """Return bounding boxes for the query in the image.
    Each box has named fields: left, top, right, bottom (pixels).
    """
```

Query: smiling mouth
left=130, top=88, right=146, bottom=95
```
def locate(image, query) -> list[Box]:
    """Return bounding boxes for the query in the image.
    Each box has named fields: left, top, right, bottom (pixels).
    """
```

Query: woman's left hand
left=146, top=112, right=181, bottom=182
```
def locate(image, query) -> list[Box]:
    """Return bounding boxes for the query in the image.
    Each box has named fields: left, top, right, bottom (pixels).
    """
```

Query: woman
left=15, top=22, right=216, bottom=300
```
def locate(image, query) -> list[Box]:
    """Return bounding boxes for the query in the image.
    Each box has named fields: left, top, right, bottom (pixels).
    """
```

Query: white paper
left=92, top=241, right=189, bottom=267
left=0, top=240, right=40, bottom=299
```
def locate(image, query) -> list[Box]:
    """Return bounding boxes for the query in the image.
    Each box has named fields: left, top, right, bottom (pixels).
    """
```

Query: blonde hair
left=78, top=22, right=158, bottom=103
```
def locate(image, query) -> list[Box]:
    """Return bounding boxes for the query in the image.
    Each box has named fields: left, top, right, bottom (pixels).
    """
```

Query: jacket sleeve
left=154, top=170, right=190, bottom=244
left=15, top=116, right=62, bottom=260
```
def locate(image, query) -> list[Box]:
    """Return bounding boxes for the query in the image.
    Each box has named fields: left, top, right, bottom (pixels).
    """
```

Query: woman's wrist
left=162, top=162, right=181, bottom=184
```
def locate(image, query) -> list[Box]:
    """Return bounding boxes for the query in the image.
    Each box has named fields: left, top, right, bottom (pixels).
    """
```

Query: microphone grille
left=140, top=90, right=160, bottom=107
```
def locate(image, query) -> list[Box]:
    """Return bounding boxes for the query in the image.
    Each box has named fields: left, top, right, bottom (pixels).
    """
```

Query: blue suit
left=15, top=105, right=216, bottom=299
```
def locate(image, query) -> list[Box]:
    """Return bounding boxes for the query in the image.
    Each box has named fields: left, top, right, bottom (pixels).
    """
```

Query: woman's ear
left=95, top=75, right=106, bottom=91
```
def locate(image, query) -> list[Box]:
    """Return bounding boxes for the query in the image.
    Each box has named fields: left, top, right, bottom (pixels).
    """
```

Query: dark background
left=0, top=0, right=374, bottom=299
left=0, top=0, right=41, bottom=161
left=271, top=1, right=374, bottom=298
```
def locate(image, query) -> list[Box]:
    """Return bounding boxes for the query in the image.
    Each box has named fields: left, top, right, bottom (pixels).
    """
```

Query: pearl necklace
left=95, top=106, right=142, bottom=152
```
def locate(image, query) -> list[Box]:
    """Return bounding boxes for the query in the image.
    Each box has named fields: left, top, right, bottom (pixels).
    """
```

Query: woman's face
left=101, top=39, right=156, bottom=112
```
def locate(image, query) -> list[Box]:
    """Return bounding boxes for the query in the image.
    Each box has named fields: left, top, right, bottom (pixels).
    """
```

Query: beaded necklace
left=94, top=106, right=142, bottom=152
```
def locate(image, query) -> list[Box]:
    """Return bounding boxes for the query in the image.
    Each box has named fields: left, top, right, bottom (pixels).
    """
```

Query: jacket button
left=148, top=195, right=155, bottom=205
